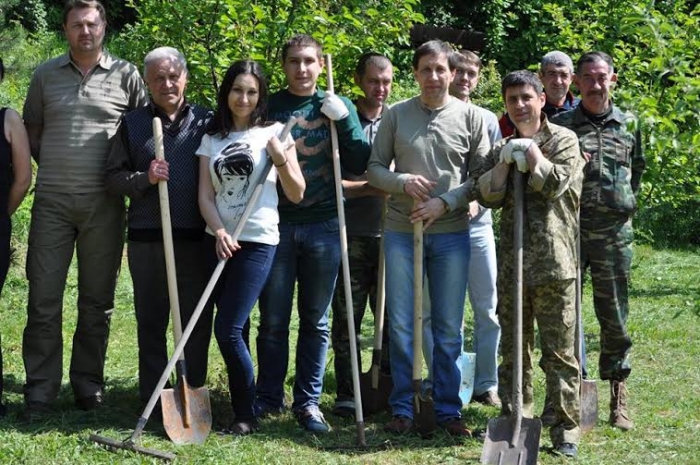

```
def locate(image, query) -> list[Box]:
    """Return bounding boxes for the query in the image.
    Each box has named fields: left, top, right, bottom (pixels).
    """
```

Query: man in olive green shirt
left=21, top=0, right=147, bottom=420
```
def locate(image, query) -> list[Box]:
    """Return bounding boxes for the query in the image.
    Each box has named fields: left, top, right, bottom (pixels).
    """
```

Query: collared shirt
left=343, top=104, right=387, bottom=237
left=23, top=50, right=148, bottom=193
left=552, top=103, right=645, bottom=219
left=475, top=118, right=585, bottom=285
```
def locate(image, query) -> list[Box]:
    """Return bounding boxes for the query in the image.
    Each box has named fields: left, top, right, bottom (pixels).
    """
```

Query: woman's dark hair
left=208, top=60, right=268, bottom=137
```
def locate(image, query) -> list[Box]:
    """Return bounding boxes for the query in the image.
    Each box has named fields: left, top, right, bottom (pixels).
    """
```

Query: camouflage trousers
left=580, top=216, right=633, bottom=381
left=331, top=235, right=390, bottom=401
left=498, top=278, right=581, bottom=445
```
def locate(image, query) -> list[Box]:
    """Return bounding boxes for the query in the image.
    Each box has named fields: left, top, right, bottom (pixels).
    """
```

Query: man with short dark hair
left=255, top=33, right=370, bottom=434
left=368, top=40, right=490, bottom=437
left=448, top=49, right=501, bottom=407
left=499, top=51, right=579, bottom=137
left=552, top=51, right=645, bottom=431
left=474, top=70, right=584, bottom=458
left=21, top=0, right=147, bottom=420
left=330, top=52, right=392, bottom=418
left=104, top=46, right=214, bottom=417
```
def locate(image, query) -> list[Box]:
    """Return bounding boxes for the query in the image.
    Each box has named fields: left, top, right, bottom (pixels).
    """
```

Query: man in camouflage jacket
left=552, top=51, right=645, bottom=431
left=474, top=70, right=585, bottom=458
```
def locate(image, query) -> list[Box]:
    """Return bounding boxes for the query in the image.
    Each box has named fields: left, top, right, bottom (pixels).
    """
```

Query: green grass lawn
left=0, top=243, right=698, bottom=464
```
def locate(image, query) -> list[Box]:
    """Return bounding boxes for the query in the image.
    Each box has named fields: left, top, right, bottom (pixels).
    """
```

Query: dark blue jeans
left=256, top=218, right=340, bottom=412
left=207, top=236, right=276, bottom=421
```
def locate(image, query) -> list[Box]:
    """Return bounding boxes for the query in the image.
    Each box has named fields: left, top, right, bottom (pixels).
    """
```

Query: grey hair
left=540, top=51, right=574, bottom=74
left=143, top=47, right=188, bottom=79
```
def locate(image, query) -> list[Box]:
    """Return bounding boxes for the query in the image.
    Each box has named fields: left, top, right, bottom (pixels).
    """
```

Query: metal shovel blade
left=580, top=379, right=599, bottom=433
left=481, top=416, right=542, bottom=465
left=359, top=366, right=392, bottom=416
left=413, top=390, right=437, bottom=438
left=161, top=383, right=212, bottom=445
left=458, top=351, right=477, bottom=406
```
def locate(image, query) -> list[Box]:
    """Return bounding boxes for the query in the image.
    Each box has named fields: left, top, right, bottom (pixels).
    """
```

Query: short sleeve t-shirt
left=196, top=123, right=289, bottom=245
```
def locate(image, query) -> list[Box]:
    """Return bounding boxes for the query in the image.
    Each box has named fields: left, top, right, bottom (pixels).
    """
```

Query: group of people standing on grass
left=0, top=0, right=644, bottom=459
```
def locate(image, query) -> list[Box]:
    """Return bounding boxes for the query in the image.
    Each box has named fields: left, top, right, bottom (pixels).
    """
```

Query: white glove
left=321, top=92, right=349, bottom=121
left=499, top=138, right=533, bottom=173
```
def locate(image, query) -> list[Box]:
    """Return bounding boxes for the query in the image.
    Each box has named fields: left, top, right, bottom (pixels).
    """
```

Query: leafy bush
left=112, top=0, right=424, bottom=107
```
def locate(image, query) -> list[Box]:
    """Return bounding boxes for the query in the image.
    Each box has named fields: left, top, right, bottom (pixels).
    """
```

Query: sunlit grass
left=0, top=244, right=698, bottom=464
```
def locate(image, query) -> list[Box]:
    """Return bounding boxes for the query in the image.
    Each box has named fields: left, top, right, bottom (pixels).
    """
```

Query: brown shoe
left=440, top=418, right=472, bottom=437
left=472, top=390, right=502, bottom=408
left=609, top=380, right=633, bottom=430
left=384, top=415, right=413, bottom=434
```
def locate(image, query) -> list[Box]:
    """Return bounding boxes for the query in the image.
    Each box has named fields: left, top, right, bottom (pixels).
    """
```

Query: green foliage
left=466, top=0, right=700, bottom=245
left=7, top=0, right=48, bottom=33
left=114, top=0, right=424, bottom=108
left=470, top=61, right=503, bottom=116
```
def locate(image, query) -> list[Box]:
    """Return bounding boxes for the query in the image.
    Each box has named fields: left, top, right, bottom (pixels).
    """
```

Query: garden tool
left=482, top=169, right=541, bottom=465
left=359, top=200, right=393, bottom=416
left=413, top=200, right=436, bottom=437
left=326, top=54, right=366, bottom=446
left=152, top=117, right=212, bottom=446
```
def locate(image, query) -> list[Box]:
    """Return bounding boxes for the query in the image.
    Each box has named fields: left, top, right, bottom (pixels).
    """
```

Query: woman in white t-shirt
left=196, top=60, right=304, bottom=435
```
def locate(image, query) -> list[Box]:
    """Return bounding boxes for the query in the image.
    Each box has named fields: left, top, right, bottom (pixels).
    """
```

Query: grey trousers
left=23, top=190, right=125, bottom=403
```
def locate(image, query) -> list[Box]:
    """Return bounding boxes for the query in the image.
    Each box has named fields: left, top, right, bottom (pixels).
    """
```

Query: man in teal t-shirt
left=255, top=34, right=370, bottom=434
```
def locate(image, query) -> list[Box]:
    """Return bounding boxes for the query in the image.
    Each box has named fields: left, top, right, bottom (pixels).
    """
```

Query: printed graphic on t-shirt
left=214, top=141, right=255, bottom=221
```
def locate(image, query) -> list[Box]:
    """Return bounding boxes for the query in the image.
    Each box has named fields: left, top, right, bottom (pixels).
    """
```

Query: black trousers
left=127, top=239, right=214, bottom=404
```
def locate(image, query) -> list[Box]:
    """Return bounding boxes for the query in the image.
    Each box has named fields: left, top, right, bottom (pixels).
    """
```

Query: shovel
left=457, top=344, right=477, bottom=406
left=327, top=54, right=366, bottom=446
left=412, top=203, right=436, bottom=437
left=576, top=223, right=598, bottom=433
left=152, top=117, right=212, bottom=445
left=482, top=170, right=541, bottom=465
left=358, top=201, right=393, bottom=416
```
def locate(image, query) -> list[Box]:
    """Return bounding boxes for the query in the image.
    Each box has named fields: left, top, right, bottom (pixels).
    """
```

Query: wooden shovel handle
left=154, top=118, right=191, bottom=427
left=326, top=54, right=366, bottom=444
left=412, top=200, right=424, bottom=383
left=371, top=201, right=387, bottom=389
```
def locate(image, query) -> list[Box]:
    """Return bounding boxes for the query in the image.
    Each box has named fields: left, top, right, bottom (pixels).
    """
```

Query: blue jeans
left=207, top=236, right=276, bottom=421
left=423, top=212, right=500, bottom=396
left=465, top=214, right=500, bottom=395
left=256, top=218, right=340, bottom=412
left=385, top=229, right=469, bottom=423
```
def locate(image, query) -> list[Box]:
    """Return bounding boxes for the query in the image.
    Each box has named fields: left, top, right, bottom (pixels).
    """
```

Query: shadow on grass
left=0, top=376, right=165, bottom=437
left=243, top=404, right=496, bottom=456
left=629, top=283, right=700, bottom=299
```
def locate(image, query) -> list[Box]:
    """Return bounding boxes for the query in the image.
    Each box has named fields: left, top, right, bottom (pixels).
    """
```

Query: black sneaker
left=553, top=442, right=578, bottom=458
left=76, top=393, right=104, bottom=411
left=331, top=400, right=355, bottom=418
